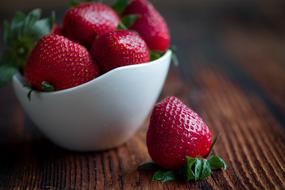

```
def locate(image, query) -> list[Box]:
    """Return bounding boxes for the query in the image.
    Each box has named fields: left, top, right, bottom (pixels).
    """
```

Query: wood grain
left=223, top=24, right=285, bottom=113
left=0, top=66, right=284, bottom=189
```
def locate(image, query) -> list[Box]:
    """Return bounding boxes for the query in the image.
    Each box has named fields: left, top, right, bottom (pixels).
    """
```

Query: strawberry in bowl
left=0, top=0, right=172, bottom=151
left=63, top=2, right=120, bottom=47
left=25, top=34, right=100, bottom=91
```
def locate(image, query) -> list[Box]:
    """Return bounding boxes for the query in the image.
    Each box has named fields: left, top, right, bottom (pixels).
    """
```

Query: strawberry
left=123, top=0, right=170, bottom=52
left=51, top=24, right=62, bottom=35
left=146, top=96, right=212, bottom=169
left=24, top=34, right=100, bottom=91
left=63, top=2, right=120, bottom=47
left=91, top=30, right=150, bottom=73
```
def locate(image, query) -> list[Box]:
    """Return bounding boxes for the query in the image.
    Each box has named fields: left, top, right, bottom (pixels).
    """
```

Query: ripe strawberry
left=123, top=0, right=170, bottom=52
left=91, top=30, right=150, bottom=73
left=147, top=97, right=212, bottom=169
left=24, top=34, right=100, bottom=91
left=63, top=2, right=120, bottom=47
left=51, top=24, right=62, bottom=35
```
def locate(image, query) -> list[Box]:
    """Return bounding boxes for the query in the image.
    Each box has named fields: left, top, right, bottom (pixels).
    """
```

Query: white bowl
left=12, top=50, right=172, bottom=151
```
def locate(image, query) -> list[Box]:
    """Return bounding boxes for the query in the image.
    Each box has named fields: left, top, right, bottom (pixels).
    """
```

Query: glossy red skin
left=124, top=0, right=170, bottom=52
left=91, top=30, right=150, bottom=73
left=147, top=97, right=212, bottom=169
left=24, top=34, right=100, bottom=91
left=63, top=2, right=120, bottom=47
left=51, top=24, right=62, bottom=35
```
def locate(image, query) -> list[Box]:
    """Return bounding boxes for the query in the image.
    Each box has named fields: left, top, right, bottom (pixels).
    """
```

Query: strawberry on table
left=91, top=30, right=150, bottom=73
left=24, top=34, right=100, bottom=91
left=142, top=97, right=227, bottom=182
left=147, top=96, right=212, bottom=169
left=63, top=2, right=120, bottom=47
left=123, top=0, right=170, bottom=52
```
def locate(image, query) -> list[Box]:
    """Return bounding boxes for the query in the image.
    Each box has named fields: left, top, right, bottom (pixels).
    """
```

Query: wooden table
left=0, top=1, right=285, bottom=189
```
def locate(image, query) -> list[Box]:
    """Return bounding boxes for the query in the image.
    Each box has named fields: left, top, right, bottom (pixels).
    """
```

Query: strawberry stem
left=206, top=135, right=218, bottom=158
left=41, top=81, right=55, bottom=92
left=27, top=88, right=33, bottom=101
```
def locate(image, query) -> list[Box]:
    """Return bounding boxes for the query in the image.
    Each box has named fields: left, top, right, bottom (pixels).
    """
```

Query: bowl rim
left=13, top=50, right=172, bottom=96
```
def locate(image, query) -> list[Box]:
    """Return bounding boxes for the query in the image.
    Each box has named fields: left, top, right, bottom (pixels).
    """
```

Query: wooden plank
left=193, top=67, right=285, bottom=190
left=222, top=24, right=285, bottom=113
left=0, top=66, right=284, bottom=189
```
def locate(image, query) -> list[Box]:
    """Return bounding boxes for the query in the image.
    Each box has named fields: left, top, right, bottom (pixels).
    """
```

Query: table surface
left=1, top=1, right=285, bottom=190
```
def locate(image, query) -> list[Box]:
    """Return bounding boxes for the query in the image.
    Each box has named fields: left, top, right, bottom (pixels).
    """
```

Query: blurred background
left=1, top=0, right=285, bottom=112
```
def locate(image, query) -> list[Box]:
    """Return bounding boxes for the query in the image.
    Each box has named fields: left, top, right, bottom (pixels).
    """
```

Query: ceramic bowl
left=12, top=50, right=172, bottom=151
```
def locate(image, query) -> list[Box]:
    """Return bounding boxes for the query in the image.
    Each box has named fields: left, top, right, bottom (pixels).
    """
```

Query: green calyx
left=68, top=0, right=103, bottom=7
left=112, top=0, right=129, bottom=15
left=117, top=23, right=128, bottom=30
left=41, top=81, right=55, bottom=92
left=121, top=14, right=140, bottom=28
left=0, top=9, right=54, bottom=87
left=139, top=156, right=227, bottom=183
left=117, top=14, right=139, bottom=30
left=150, top=51, right=165, bottom=61
left=138, top=137, right=227, bottom=182
left=25, top=81, right=54, bottom=101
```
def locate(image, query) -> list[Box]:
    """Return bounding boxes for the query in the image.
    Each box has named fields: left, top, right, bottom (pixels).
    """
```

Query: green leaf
left=194, top=159, right=202, bottom=180
left=0, top=8, right=54, bottom=86
left=184, top=156, right=196, bottom=181
left=68, top=0, right=99, bottom=7
left=41, top=81, right=55, bottom=92
left=0, top=65, right=17, bottom=87
left=27, top=9, right=41, bottom=21
left=112, top=0, right=129, bottom=15
left=117, top=23, right=128, bottom=30
left=50, top=11, right=56, bottom=28
left=138, top=162, right=160, bottom=171
left=152, top=170, right=176, bottom=182
left=10, top=12, right=26, bottom=40
left=170, top=45, right=179, bottom=66
left=69, top=0, right=79, bottom=7
left=121, top=14, right=139, bottom=28
left=208, top=156, right=227, bottom=170
left=32, top=18, right=52, bottom=39
left=25, top=9, right=41, bottom=27
left=150, top=51, right=164, bottom=61
left=199, top=159, right=212, bottom=180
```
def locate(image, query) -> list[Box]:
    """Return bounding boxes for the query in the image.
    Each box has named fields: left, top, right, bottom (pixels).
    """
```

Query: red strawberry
left=91, top=30, right=150, bottom=73
left=123, top=0, right=170, bottom=52
left=51, top=24, right=62, bottom=35
left=147, top=97, right=212, bottom=169
left=24, top=34, right=100, bottom=91
left=63, top=2, right=120, bottom=47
